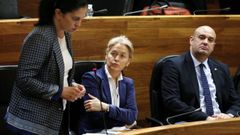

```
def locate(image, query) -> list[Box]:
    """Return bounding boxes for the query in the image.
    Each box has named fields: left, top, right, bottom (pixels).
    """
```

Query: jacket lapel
left=208, top=60, right=222, bottom=107
left=98, top=67, right=112, bottom=104
left=53, top=36, right=64, bottom=89
left=185, top=52, right=200, bottom=103
left=119, top=80, right=127, bottom=107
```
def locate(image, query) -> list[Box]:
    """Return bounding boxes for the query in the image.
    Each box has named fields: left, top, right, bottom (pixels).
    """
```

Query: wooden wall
left=19, top=0, right=40, bottom=18
left=0, top=15, right=240, bottom=121
left=18, top=0, right=221, bottom=18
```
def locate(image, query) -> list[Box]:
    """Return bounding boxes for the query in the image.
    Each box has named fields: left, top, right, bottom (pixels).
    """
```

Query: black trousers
left=59, top=109, right=69, bottom=135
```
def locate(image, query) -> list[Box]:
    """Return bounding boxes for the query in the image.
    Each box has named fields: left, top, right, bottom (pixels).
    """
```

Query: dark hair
left=36, top=0, right=88, bottom=26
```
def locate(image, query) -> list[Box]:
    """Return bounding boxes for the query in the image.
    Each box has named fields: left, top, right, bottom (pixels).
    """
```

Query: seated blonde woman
left=78, top=35, right=138, bottom=134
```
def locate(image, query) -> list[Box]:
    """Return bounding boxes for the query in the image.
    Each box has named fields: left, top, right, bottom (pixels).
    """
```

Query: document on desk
left=83, top=126, right=130, bottom=135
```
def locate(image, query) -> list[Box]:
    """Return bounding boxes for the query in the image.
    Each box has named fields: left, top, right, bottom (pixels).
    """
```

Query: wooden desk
left=0, top=16, right=240, bottom=121
left=121, top=118, right=240, bottom=135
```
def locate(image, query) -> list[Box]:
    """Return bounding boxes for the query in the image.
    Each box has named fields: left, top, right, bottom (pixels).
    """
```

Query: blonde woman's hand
left=84, top=94, right=109, bottom=112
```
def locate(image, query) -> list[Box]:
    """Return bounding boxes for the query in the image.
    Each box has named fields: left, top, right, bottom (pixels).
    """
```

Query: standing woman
left=5, top=0, right=88, bottom=134
left=79, top=35, right=138, bottom=134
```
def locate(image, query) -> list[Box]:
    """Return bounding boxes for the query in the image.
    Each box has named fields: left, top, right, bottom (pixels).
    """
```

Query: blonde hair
left=106, top=35, right=134, bottom=58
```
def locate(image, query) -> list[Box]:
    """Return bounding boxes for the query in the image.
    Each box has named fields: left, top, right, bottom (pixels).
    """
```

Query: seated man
left=161, top=25, right=240, bottom=123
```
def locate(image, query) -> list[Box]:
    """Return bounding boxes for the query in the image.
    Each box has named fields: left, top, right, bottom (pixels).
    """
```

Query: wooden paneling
left=122, top=118, right=240, bottom=135
left=18, top=0, right=40, bottom=18
left=0, top=16, right=240, bottom=121
left=207, top=0, right=220, bottom=13
left=17, top=0, right=222, bottom=17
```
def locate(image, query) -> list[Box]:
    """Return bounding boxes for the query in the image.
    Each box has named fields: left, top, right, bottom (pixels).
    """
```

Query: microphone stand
left=92, top=64, right=108, bottom=135
left=193, top=7, right=231, bottom=15
left=123, top=5, right=168, bottom=16
left=94, top=9, right=108, bottom=15
left=166, top=108, right=202, bottom=124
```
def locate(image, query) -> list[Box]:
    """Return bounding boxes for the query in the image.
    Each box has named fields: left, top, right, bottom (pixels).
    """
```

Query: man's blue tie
left=199, top=63, right=214, bottom=116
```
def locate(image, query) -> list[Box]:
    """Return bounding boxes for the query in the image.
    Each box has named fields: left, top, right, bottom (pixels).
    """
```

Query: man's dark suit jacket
left=161, top=52, right=240, bottom=122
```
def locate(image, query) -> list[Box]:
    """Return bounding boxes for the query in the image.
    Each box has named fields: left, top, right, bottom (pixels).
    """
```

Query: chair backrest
left=234, top=65, right=240, bottom=95
left=149, top=55, right=179, bottom=125
left=73, top=60, right=105, bottom=84
left=70, top=60, right=104, bottom=134
left=0, top=65, right=17, bottom=135
left=87, top=0, right=134, bottom=16
left=0, top=65, right=17, bottom=104
left=0, top=0, right=20, bottom=19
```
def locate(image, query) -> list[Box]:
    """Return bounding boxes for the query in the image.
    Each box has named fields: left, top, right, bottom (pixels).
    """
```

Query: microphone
left=193, top=7, right=231, bottom=15
left=94, top=9, right=108, bottom=14
left=166, top=108, right=202, bottom=124
left=123, top=5, right=168, bottom=16
left=92, top=63, right=108, bottom=135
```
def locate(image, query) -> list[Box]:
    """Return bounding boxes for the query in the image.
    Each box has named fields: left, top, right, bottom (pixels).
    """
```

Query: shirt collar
left=190, top=52, right=208, bottom=68
left=104, top=64, right=123, bottom=81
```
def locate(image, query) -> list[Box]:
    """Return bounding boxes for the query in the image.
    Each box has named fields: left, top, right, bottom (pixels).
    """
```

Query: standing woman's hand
left=61, top=83, right=86, bottom=102
left=72, top=82, right=86, bottom=98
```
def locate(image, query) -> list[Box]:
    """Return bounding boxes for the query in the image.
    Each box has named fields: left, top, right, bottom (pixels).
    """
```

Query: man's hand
left=212, top=113, right=234, bottom=119
left=206, top=116, right=217, bottom=121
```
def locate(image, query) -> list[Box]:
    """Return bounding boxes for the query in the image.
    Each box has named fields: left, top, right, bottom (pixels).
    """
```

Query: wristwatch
left=106, top=104, right=109, bottom=112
